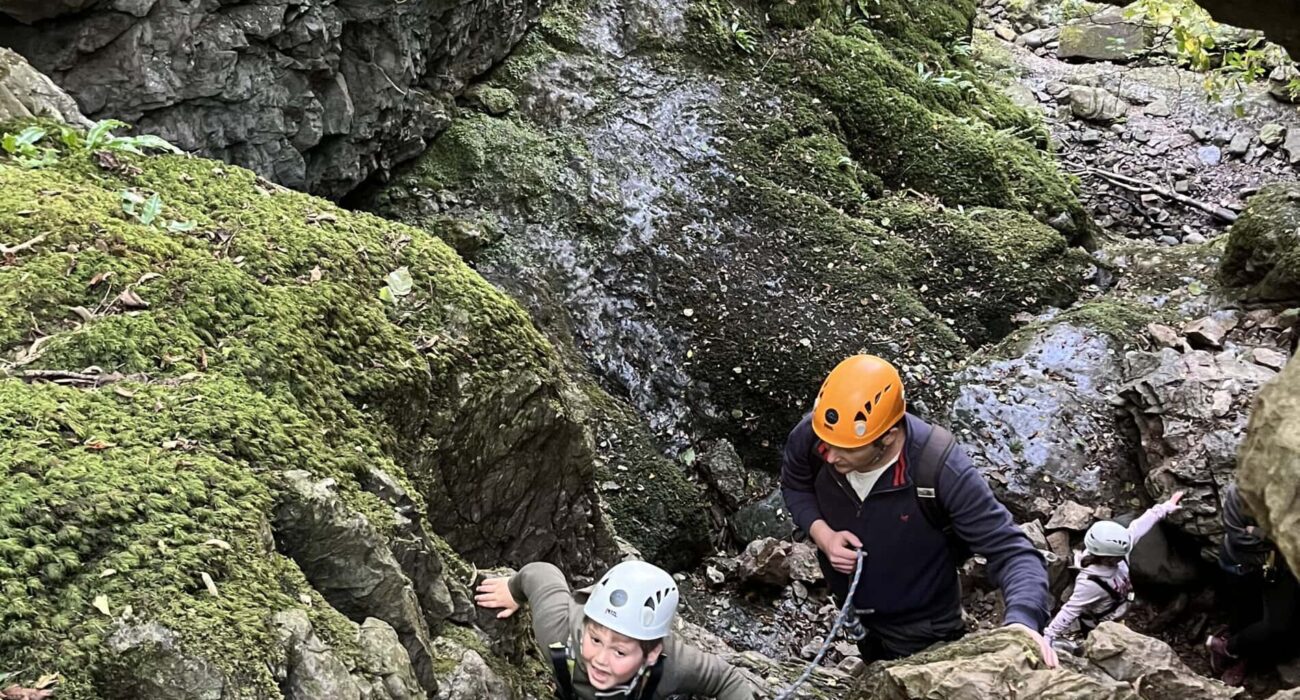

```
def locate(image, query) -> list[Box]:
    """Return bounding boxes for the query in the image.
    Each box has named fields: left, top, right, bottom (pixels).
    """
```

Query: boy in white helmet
left=1044, top=491, right=1184, bottom=645
left=476, top=560, right=754, bottom=700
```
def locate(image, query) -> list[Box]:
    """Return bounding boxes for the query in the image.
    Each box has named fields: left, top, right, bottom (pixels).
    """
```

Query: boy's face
left=580, top=621, right=661, bottom=689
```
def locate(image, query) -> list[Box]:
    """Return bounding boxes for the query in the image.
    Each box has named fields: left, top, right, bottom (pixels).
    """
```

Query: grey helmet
left=1084, top=520, right=1132, bottom=558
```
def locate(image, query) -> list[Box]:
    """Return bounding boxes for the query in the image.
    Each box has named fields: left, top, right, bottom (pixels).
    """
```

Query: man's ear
left=645, top=643, right=664, bottom=667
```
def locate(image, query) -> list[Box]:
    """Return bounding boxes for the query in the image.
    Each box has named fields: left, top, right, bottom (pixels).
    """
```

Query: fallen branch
left=17, top=369, right=126, bottom=386
left=0, top=232, right=49, bottom=256
left=1085, top=167, right=1239, bottom=224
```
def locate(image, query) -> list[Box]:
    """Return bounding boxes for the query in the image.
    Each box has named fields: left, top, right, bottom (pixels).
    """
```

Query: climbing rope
left=772, top=549, right=866, bottom=700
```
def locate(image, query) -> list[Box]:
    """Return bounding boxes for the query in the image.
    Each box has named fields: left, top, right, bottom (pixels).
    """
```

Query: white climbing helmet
left=583, top=561, right=679, bottom=641
left=1084, top=520, right=1132, bottom=558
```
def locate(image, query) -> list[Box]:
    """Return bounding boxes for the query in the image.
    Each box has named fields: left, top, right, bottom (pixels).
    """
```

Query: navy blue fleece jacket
left=780, top=413, right=1051, bottom=632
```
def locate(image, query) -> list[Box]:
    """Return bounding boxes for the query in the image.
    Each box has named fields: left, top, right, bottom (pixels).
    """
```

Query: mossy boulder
left=0, top=132, right=617, bottom=695
left=1221, top=182, right=1300, bottom=302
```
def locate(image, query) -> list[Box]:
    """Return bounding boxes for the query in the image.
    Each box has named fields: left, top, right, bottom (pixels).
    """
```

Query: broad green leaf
left=85, top=119, right=130, bottom=150
left=129, top=134, right=183, bottom=153
left=15, top=126, right=46, bottom=148
left=139, top=193, right=163, bottom=225
left=92, top=594, right=110, bottom=616
left=379, top=287, right=395, bottom=303
left=167, top=219, right=197, bottom=233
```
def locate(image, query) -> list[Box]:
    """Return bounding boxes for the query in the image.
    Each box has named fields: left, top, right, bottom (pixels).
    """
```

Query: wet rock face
left=1119, top=348, right=1278, bottom=555
left=1236, top=355, right=1300, bottom=577
left=365, top=0, right=1094, bottom=471
left=0, top=0, right=545, bottom=197
left=950, top=323, right=1137, bottom=522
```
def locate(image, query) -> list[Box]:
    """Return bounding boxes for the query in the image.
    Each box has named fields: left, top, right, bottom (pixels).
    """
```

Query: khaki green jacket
left=508, top=562, right=755, bottom=700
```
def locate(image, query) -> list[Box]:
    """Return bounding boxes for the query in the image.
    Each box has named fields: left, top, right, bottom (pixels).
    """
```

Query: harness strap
left=637, top=657, right=666, bottom=699
left=549, top=643, right=576, bottom=700
left=1085, top=574, right=1128, bottom=621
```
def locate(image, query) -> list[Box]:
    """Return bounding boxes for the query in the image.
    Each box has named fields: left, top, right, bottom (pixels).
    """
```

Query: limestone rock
left=275, top=470, right=438, bottom=691
left=1070, top=86, right=1128, bottom=123
left=1260, top=123, right=1287, bottom=147
left=1236, top=355, right=1300, bottom=579
left=0, top=0, right=546, bottom=196
left=736, top=538, right=822, bottom=586
left=1143, top=98, right=1172, bottom=117
left=1252, top=347, right=1289, bottom=370
left=1182, top=311, right=1240, bottom=350
left=1084, top=622, right=1241, bottom=698
left=1047, top=501, right=1095, bottom=531
left=0, top=47, right=90, bottom=127
left=429, top=634, right=513, bottom=700
left=1120, top=349, right=1278, bottom=555
left=1283, top=131, right=1300, bottom=167
left=732, top=488, right=796, bottom=544
left=361, top=466, right=456, bottom=629
left=1021, top=27, right=1060, bottom=49
left=1147, top=323, right=1181, bottom=349
left=1058, top=8, right=1151, bottom=63
left=273, top=610, right=365, bottom=700
left=102, top=623, right=228, bottom=699
left=698, top=439, right=752, bottom=510
left=358, top=618, right=425, bottom=699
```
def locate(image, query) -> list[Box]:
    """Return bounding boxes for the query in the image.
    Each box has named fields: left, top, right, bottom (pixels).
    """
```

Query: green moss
left=580, top=387, right=712, bottom=571
left=0, top=131, right=564, bottom=695
left=783, top=28, right=1082, bottom=232
left=874, top=200, right=1088, bottom=344
left=367, top=113, right=577, bottom=230
left=0, top=378, right=360, bottom=698
left=435, top=623, right=552, bottom=698
left=1221, top=183, right=1300, bottom=301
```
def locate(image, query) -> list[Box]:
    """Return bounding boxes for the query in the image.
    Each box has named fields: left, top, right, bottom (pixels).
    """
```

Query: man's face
left=822, top=427, right=898, bottom=474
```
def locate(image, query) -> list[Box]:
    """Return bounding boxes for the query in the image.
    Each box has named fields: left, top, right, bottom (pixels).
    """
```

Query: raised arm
left=941, top=450, right=1050, bottom=631
left=506, top=562, right=574, bottom=648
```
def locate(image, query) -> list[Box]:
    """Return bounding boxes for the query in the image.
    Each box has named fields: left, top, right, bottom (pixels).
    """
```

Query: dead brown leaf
left=115, top=289, right=149, bottom=309
left=84, top=438, right=115, bottom=451
left=1, top=685, right=55, bottom=700
left=33, top=675, right=57, bottom=691
left=88, top=270, right=114, bottom=287
left=136, top=272, right=161, bottom=285
left=309, top=266, right=322, bottom=283
left=112, top=387, right=135, bottom=399
left=70, top=306, right=95, bottom=323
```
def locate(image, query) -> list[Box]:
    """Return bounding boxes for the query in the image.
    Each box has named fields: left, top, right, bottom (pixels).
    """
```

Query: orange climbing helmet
left=811, top=354, right=906, bottom=449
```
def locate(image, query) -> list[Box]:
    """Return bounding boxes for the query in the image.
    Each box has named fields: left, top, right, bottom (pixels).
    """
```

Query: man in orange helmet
left=780, top=354, right=1057, bottom=666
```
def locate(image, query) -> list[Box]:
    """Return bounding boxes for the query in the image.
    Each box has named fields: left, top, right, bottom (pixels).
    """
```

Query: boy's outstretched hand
left=475, top=577, right=520, bottom=619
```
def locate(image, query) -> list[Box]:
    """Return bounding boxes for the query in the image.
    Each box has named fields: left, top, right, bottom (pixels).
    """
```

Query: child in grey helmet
left=476, top=560, right=755, bottom=700
left=1044, top=491, right=1183, bottom=647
